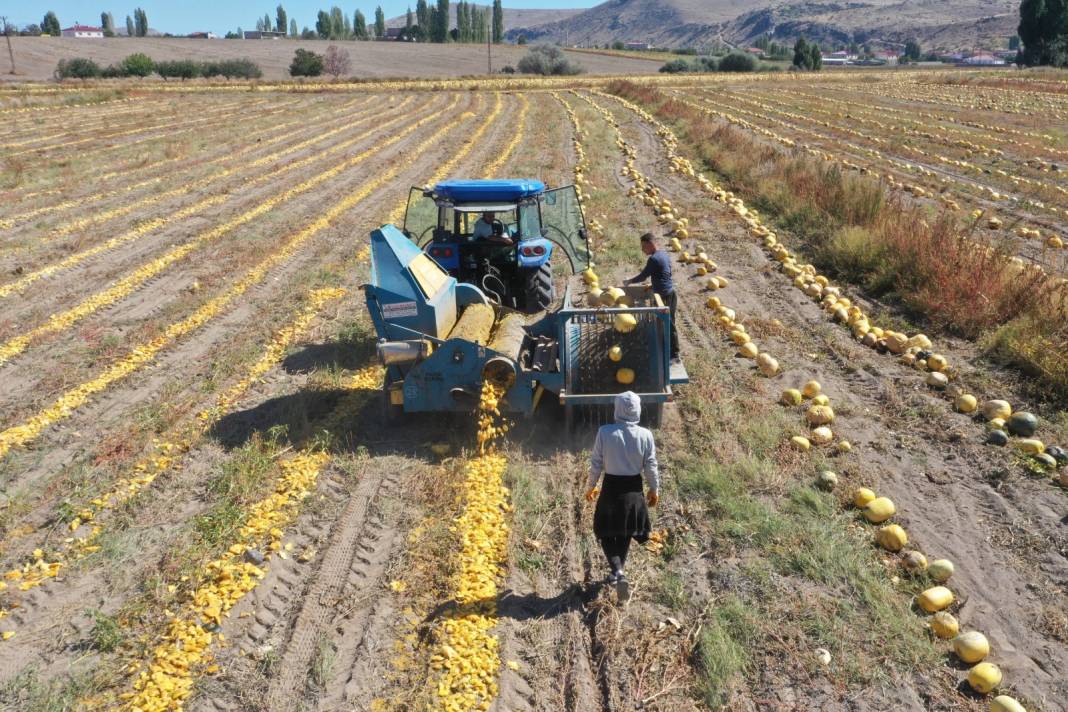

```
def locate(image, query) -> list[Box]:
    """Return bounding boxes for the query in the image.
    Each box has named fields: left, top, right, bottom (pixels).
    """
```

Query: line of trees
left=269, top=1, right=504, bottom=43
left=792, top=36, right=823, bottom=70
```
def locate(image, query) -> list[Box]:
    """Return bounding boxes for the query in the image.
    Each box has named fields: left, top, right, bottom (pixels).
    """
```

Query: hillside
left=505, top=0, right=1020, bottom=51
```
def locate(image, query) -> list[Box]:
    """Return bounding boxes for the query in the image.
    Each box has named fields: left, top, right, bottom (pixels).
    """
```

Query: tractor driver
left=472, top=211, right=513, bottom=245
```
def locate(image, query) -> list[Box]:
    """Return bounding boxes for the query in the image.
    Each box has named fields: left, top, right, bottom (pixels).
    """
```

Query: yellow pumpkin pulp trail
left=0, top=287, right=345, bottom=627
left=108, top=92, right=504, bottom=710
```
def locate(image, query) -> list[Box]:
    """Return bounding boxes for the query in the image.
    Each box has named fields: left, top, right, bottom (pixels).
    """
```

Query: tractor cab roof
left=432, top=179, right=545, bottom=204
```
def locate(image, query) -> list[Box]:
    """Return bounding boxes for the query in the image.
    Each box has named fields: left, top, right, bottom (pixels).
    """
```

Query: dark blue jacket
left=629, top=249, right=674, bottom=297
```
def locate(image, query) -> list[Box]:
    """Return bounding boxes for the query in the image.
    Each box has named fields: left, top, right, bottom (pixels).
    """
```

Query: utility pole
left=1, top=17, right=15, bottom=75
left=487, top=26, right=492, bottom=74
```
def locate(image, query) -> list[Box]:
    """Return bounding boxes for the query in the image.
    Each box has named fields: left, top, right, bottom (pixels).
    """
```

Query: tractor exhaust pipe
left=377, top=340, right=432, bottom=367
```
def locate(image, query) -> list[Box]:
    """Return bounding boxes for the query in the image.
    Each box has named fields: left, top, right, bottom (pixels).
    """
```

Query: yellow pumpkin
left=616, top=368, right=636, bottom=385
left=790, top=435, right=811, bottom=451
left=990, top=695, right=1027, bottom=712
left=929, top=611, right=958, bottom=639
left=876, top=524, right=907, bottom=552
left=902, top=550, right=927, bottom=572
left=1014, top=439, right=1045, bottom=455
left=781, top=389, right=803, bottom=406
left=853, top=487, right=876, bottom=508
left=730, top=330, right=750, bottom=345
left=738, top=342, right=759, bottom=359
left=955, top=394, right=978, bottom=413
left=802, top=380, right=822, bottom=398
left=811, top=426, right=834, bottom=445
left=613, top=313, right=637, bottom=334
left=756, top=353, right=779, bottom=377
left=862, top=497, right=896, bottom=523
left=982, top=399, right=1012, bottom=421
left=928, top=559, right=954, bottom=583
left=954, top=631, right=990, bottom=663
left=916, top=586, right=954, bottom=613
left=608, top=346, right=623, bottom=362
left=805, top=405, right=835, bottom=426
left=811, top=394, right=831, bottom=406
left=836, top=440, right=852, bottom=454
left=967, top=662, right=1002, bottom=694
left=927, top=354, right=948, bottom=371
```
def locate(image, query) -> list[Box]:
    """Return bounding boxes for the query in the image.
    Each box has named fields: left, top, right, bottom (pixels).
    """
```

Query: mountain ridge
left=503, top=0, right=1019, bottom=51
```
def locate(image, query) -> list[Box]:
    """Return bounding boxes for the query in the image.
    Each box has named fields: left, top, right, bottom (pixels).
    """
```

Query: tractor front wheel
left=523, top=262, right=555, bottom=313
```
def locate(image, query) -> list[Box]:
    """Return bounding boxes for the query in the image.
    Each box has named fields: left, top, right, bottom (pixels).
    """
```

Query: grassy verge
left=606, top=79, right=1068, bottom=403
left=658, top=354, right=943, bottom=706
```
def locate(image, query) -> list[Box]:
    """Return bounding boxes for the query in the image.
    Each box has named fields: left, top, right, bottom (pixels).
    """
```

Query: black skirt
left=593, top=474, right=651, bottom=542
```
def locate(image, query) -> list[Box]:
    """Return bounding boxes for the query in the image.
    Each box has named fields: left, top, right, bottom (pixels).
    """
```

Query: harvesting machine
left=364, top=179, right=687, bottom=428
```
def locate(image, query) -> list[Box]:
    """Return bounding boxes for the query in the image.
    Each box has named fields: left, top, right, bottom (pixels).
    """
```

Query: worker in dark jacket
left=624, top=233, right=679, bottom=362
left=585, top=391, right=659, bottom=601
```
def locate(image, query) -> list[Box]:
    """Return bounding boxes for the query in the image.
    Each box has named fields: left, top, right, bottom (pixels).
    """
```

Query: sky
left=12, top=1, right=597, bottom=35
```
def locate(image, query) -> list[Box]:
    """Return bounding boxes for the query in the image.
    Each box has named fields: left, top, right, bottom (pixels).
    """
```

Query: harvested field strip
left=0, top=96, right=402, bottom=299
left=0, top=95, right=375, bottom=236
left=685, top=90, right=1068, bottom=244
left=670, top=91, right=1067, bottom=274
left=0, top=97, right=228, bottom=149
left=4, top=97, right=268, bottom=158
left=0, top=95, right=443, bottom=367
left=0, top=99, right=180, bottom=145
left=108, top=101, right=490, bottom=709
left=791, top=86, right=1068, bottom=158
left=0, top=98, right=458, bottom=458
left=705, top=88, right=1068, bottom=222
left=746, top=87, right=1068, bottom=179
left=0, top=95, right=312, bottom=212
left=0, top=287, right=345, bottom=625
left=0, top=95, right=129, bottom=116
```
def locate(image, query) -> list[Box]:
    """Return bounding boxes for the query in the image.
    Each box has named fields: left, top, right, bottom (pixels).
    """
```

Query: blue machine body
left=365, top=219, right=688, bottom=424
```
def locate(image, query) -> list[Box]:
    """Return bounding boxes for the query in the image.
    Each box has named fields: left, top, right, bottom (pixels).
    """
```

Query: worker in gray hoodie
left=585, top=391, right=659, bottom=600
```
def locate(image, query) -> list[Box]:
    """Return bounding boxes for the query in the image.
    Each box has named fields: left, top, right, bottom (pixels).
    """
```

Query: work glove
left=584, top=487, right=599, bottom=502
left=646, top=491, right=659, bottom=507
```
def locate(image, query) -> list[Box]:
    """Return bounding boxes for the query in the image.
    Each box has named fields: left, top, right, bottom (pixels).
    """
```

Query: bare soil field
left=0, top=37, right=661, bottom=83
left=0, top=70, right=1064, bottom=712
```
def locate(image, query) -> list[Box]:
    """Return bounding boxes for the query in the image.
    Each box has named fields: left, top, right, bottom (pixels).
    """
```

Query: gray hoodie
left=587, top=391, right=660, bottom=493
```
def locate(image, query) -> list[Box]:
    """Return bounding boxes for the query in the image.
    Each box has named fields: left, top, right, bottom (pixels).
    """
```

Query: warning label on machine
left=383, top=301, right=419, bottom=318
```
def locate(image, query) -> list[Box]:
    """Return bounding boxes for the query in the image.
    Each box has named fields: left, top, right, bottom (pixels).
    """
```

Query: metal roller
left=447, top=303, right=495, bottom=344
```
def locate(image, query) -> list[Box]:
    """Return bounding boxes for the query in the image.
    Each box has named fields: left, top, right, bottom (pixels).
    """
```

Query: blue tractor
left=401, top=179, right=591, bottom=313
left=365, top=179, right=688, bottom=429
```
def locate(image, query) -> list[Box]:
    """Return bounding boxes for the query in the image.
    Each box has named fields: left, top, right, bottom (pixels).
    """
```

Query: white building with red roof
left=61, top=24, right=104, bottom=38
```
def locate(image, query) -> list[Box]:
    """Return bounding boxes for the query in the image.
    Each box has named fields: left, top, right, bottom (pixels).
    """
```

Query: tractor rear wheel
left=524, top=262, right=555, bottom=313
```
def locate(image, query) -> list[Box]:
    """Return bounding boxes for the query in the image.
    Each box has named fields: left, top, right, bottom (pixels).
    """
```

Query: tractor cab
left=402, top=179, right=591, bottom=314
